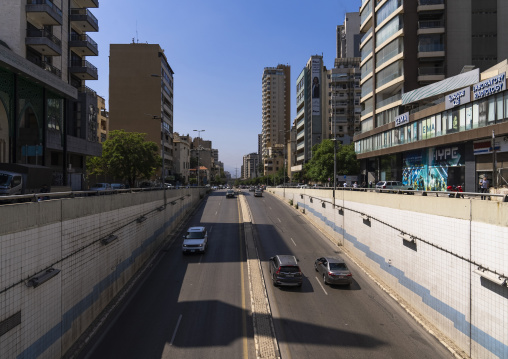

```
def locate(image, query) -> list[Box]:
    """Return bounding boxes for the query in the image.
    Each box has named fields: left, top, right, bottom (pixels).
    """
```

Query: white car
left=182, top=226, right=208, bottom=254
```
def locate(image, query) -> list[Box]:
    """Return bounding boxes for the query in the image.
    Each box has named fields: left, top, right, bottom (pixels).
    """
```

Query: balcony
left=418, top=66, right=445, bottom=82
left=69, top=8, right=99, bottom=32
left=376, top=93, right=402, bottom=109
left=26, top=0, right=63, bottom=26
left=70, top=59, right=98, bottom=80
left=418, top=43, right=445, bottom=58
left=26, top=28, right=62, bottom=56
left=69, top=33, right=98, bottom=56
left=27, top=56, right=61, bottom=77
left=72, top=0, right=99, bottom=8
left=418, top=20, right=445, bottom=35
left=418, top=0, right=445, bottom=11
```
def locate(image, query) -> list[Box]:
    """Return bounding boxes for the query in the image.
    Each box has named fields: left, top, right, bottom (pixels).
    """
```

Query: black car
left=269, top=255, right=303, bottom=287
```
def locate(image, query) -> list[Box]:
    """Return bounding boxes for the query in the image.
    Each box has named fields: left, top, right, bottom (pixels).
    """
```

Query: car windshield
left=280, top=266, right=300, bottom=273
left=93, top=183, right=106, bottom=188
left=376, top=182, right=384, bottom=186
left=0, top=174, right=12, bottom=186
left=329, top=263, right=348, bottom=270
left=186, top=231, right=205, bottom=239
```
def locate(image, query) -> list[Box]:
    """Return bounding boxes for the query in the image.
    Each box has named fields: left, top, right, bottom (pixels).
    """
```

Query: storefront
left=402, top=144, right=465, bottom=191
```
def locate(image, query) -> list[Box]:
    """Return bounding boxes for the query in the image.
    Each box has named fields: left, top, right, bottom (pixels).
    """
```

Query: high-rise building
left=261, top=64, right=290, bottom=176
left=336, top=12, right=362, bottom=60
left=109, top=43, right=174, bottom=181
left=242, top=152, right=260, bottom=179
left=355, top=0, right=508, bottom=189
left=0, top=0, right=101, bottom=189
left=357, top=0, right=508, bottom=140
left=293, top=55, right=325, bottom=175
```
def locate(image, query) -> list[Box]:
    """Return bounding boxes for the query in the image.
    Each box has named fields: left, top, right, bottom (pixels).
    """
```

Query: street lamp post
left=331, top=87, right=337, bottom=200
left=193, top=129, right=205, bottom=186
left=146, top=114, right=166, bottom=207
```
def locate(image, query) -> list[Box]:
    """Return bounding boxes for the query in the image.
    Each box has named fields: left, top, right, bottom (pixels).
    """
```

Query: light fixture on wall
left=157, top=206, right=165, bottom=212
left=101, top=234, right=118, bottom=245
left=399, top=233, right=416, bottom=243
left=473, top=268, right=507, bottom=286
left=26, top=268, right=60, bottom=288
left=360, top=214, right=369, bottom=221
left=136, top=216, right=147, bottom=223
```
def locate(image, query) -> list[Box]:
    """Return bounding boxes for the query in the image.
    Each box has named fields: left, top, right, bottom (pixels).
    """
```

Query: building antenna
left=136, top=21, right=139, bottom=43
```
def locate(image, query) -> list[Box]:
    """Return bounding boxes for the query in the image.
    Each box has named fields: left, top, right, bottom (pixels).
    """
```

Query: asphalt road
left=82, top=190, right=254, bottom=359
left=80, top=189, right=454, bottom=359
left=246, top=190, right=454, bottom=359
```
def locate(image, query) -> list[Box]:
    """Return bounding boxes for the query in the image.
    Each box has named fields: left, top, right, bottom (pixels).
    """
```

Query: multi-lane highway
left=80, top=189, right=454, bottom=359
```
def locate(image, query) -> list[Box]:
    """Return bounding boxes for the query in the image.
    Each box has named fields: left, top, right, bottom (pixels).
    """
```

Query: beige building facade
left=109, top=43, right=174, bottom=181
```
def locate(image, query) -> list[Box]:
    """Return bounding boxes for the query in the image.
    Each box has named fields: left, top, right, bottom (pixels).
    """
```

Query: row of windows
left=355, top=91, right=508, bottom=154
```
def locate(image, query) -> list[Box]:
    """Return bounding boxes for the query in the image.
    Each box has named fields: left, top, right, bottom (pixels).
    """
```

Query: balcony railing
left=27, top=56, right=61, bottom=77
left=26, top=28, right=61, bottom=47
left=70, top=8, right=98, bottom=28
left=361, top=106, right=373, bottom=117
left=376, top=93, right=401, bottom=108
left=418, top=67, right=445, bottom=76
left=27, top=0, right=63, bottom=17
left=418, top=0, right=444, bottom=5
left=418, top=43, right=445, bottom=52
left=70, top=33, right=97, bottom=48
left=418, top=20, right=444, bottom=29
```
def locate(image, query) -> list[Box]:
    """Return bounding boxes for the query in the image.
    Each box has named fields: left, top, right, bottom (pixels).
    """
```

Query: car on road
left=226, top=189, right=235, bottom=198
left=89, top=183, right=112, bottom=192
left=314, top=257, right=352, bottom=286
left=249, top=186, right=255, bottom=192
left=269, top=255, right=303, bottom=287
left=254, top=189, right=263, bottom=197
left=182, top=226, right=208, bottom=254
left=375, top=180, right=413, bottom=193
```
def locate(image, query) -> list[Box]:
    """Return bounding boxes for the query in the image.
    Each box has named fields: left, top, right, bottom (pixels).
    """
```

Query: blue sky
left=92, top=0, right=362, bottom=176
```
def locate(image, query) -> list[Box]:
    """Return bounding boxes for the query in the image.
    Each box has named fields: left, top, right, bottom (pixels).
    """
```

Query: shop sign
left=473, top=138, right=506, bottom=155
left=445, top=87, right=470, bottom=109
left=473, top=72, right=506, bottom=100
left=395, top=112, right=409, bottom=127
left=430, top=144, right=465, bottom=166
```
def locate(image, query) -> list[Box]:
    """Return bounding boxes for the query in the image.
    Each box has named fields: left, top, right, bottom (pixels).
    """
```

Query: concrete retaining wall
left=0, top=188, right=205, bottom=358
left=270, top=188, right=508, bottom=359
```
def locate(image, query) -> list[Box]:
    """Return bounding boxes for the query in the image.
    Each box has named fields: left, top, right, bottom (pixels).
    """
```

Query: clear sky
left=91, top=0, right=362, bottom=176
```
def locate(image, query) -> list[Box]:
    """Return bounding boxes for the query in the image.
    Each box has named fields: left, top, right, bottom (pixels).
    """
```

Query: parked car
left=269, top=255, right=303, bottom=287
left=111, top=183, right=126, bottom=190
left=182, top=226, right=208, bottom=254
left=314, top=257, right=352, bottom=286
left=254, top=189, right=263, bottom=197
left=89, top=183, right=112, bottom=191
left=226, top=189, right=235, bottom=198
left=375, top=180, right=413, bottom=193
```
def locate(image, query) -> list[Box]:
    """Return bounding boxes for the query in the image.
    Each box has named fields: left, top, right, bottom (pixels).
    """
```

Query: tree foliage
left=86, top=130, right=161, bottom=187
left=304, top=140, right=360, bottom=183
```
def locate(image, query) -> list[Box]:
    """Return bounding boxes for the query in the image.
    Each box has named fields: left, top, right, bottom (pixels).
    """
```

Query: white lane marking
left=290, top=238, right=296, bottom=246
left=315, top=277, right=328, bottom=295
left=170, top=314, right=182, bottom=345
left=277, top=218, right=281, bottom=223
left=215, top=211, right=218, bottom=215
left=269, top=206, right=272, bottom=210
left=209, top=226, right=213, bottom=233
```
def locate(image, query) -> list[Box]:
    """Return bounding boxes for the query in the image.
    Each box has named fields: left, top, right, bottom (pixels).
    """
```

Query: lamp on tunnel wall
left=26, top=268, right=60, bottom=288
left=398, top=232, right=416, bottom=243
left=136, top=216, right=147, bottom=223
left=473, top=268, right=507, bottom=286
left=101, top=234, right=118, bottom=245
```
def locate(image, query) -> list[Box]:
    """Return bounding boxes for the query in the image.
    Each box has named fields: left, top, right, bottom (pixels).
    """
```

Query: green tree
left=304, top=140, right=359, bottom=183
left=86, top=130, right=161, bottom=188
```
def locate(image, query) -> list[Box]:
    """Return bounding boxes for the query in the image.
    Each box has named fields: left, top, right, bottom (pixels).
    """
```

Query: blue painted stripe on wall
left=17, top=204, right=189, bottom=359
left=298, top=200, right=508, bottom=358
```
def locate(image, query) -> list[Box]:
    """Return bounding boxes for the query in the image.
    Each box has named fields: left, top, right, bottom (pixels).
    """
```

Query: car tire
left=323, top=274, right=328, bottom=285
left=314, top=265, right=318, bottom=272
left=272, top=276, right=278, bottom=287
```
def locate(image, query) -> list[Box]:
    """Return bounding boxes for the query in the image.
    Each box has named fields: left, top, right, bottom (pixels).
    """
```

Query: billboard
left=311, top=58, right=321, bottom=116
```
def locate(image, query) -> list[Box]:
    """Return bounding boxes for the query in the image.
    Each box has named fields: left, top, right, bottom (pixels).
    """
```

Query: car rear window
left=329, top=263, right=348, bottom=270
left=186, top=231, right=205, bottom=239
left=279, top=266, right=300, bottom=273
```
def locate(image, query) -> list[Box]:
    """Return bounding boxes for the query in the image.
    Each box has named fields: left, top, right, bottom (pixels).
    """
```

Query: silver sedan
left=314, top=257, right=353, bottom=286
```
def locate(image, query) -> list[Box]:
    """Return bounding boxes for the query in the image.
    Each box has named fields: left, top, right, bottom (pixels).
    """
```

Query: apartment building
left=97, top=95, right=108, bottom=143
left=173, top=132, right=190, bottom=185
left=293, top=55, right=325, bottom=176
left=242, top=152, right=260, bottom=179
left=355, top=0, right=508, bottom=186
left=261, top=64, right=290, bottom=176
left=0, top=0, right=101, bottom=189
left=109, top=43, right=174, bottom=182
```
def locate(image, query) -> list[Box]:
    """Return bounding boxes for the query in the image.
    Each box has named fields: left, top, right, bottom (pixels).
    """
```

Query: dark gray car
left=314, top=257, right=352, bottom=286
left=269, top=255, right=303, bottom=287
